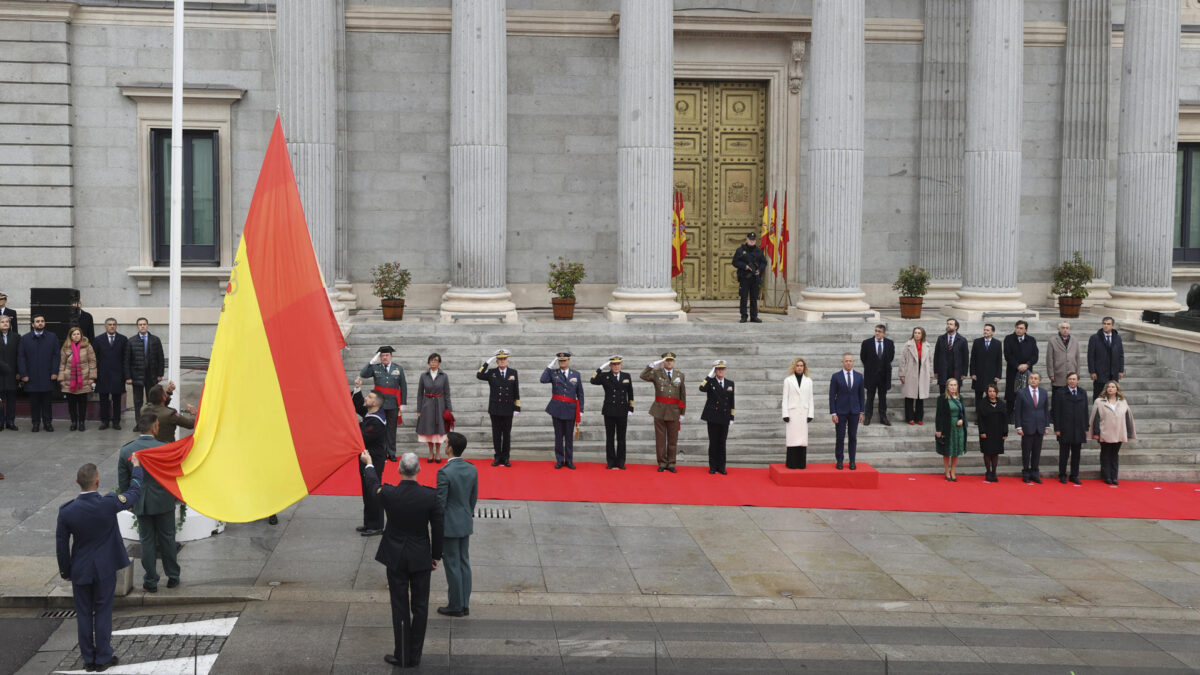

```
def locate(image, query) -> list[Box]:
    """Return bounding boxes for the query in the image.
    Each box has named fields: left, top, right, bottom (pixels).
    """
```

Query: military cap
left=377, top=345, right=395, bottom=354
left=746, top=232, right=757, bottom=241
left=609, top=355, right=623, bottom=364
left=556, top=352, right=572, bottom=360
left=495, top=348, right=511, bottom=358
left=661, top=351, right=677, bottom=360
left=713, top=360, right=727, bottom=369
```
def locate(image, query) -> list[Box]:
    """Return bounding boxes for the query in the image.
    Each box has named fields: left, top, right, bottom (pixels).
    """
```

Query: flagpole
left=168, top=0, right=184, bottom=428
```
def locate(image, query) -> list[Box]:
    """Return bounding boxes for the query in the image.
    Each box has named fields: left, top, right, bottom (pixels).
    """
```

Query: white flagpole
left=168, top=0, right=184, bottom=430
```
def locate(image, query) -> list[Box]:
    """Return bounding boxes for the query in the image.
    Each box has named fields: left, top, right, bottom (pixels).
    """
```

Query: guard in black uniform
left=699, top=360, right=736, bottom=474
left=353, top=388, right=389, bottom=536
left=731, top=232, right=769, bottom=323
left=589, top=355, right=634, bottom=469
left=476, top=348, right=520, bottom=467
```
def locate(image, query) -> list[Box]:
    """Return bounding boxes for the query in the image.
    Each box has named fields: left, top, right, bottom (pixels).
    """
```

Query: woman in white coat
left=782, top=357, right=815, bottom=469
left=898, top=327, right=935, bottom=425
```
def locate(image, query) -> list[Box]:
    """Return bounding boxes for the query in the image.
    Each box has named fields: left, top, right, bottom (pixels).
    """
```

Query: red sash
left=655, top=395, right=685, bottom=411
left=552, top=394, right=581, bottom=423
left=376, top=386, right=402, bottom=397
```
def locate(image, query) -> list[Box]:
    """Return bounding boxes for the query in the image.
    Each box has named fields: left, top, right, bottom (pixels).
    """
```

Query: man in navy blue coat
left=829, top=353, right=866, bottom=470
left=1013, top=371, right=1051, bottom=484
left=541, top=352, right=584, bottom=469
left=92, top=318, right=128, bottom=430
left=18, top=314, right=60, bottom=432
left=1087, top=317, right=1125, bottom=400
left=57, top=457, right=144, bottom=672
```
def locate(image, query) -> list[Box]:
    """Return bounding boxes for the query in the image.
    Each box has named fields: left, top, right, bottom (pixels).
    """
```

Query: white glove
left=627, top=411, right=633, bottom=417
left=650, top=359, right=664, bottom=369
left=729, top=420, right=734, bottom=426
left=598, top=359, right=611, bottom=372
left=400, top=405, right=406, bottom=413
left=679, top=416, right=685, bottom=423
left=513, top=411, right=519, bottom=418
left=548, top=358, right=559, bottom=370
left=707, top=368, right=715, bottom=379
left=369, top=352, right=381, bottom=366
left=486, top=356, right=497, bottom=368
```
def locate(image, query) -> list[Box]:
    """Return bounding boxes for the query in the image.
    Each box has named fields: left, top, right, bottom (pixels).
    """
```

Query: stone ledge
left=1125, top=321, right=1200, bottom=354
left=126, top=265, right=231, bottom=296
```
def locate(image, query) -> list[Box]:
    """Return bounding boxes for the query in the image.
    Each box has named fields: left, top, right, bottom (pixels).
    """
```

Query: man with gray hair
left=361, top=450, right=443, bottom=669
left=1045, top=321, right=1079, bottom=397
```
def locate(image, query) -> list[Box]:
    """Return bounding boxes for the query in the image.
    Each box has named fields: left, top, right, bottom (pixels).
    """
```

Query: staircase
left=343, top=312, right=1200, bottom=481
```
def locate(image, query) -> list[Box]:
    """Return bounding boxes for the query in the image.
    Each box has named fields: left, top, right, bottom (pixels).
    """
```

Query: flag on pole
left=671, top=191, right=687, bottom=277
left=767, top=191, right=779, bottom=273
left=760, top=192, right=770, bottom=251
left=136, top=116, right=363, bottom=523
left=778, top=192, right=790, bottom=278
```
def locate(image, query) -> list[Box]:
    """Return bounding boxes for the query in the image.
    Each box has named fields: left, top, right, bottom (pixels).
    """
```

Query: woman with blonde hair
left=898, top=327, right=934, bottom=425
left=934, top=378, right=968, bottom=481
left=1090, top=380, right=1135, bottom=485
left=781, top=357, right=814, bottom=469
left=59, top=326, right=96, bottom=431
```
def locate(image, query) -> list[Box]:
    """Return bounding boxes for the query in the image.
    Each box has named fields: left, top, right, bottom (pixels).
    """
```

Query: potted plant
left=892, top=264, right=930, bottom=319
left=370, top=262, right=411, bottom=321
left=1051, top=251, right=1093, bottom=318
left=548, top=257, right=586, bottom=320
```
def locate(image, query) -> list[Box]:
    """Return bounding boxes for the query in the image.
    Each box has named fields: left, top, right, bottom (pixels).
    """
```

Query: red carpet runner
left=312, top=459, right=1200, bottom=520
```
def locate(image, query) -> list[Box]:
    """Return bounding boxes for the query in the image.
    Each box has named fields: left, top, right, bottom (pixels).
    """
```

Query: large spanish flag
left=137, top=116, right=362, bottom=522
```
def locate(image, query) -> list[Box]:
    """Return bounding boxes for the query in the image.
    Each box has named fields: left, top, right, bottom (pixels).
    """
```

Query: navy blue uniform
left=541, top=367, right=584, bottom=466
left=590, top=369, right=634, bottom=468
left=477, top=363, right=520, bottom=464
left=699, top=376, right=736, bottom=471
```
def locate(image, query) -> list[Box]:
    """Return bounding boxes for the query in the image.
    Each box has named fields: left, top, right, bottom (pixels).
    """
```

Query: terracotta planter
left=1058, top=296, right=1083, bottom=319
left=381, top=298, right=405, bottom=321
left=898, top=296, right=923, bottom=319
left=551, top=297, right=576, bottom=320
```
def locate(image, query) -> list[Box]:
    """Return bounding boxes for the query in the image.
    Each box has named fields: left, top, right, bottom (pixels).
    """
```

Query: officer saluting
left=699, top=360, right=735, bottom=475
left=477, top=348, right=520, bottom=467
left=541, top=352, right=584, bottom=470
left=357, top=346, right=407, bottom=461
left=731, top=232, right=769, bottom=323
left=642, top=352, right=686, bottom=473
left=590, top=355, right=634, bottom=470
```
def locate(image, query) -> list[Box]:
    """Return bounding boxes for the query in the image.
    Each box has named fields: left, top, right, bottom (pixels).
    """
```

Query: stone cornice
left=0, top=0, right=74, bottom=22
left=1124, top=321, right=1200, bottom=355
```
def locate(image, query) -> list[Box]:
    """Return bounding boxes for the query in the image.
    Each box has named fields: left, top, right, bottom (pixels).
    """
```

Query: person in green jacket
left=118, top=411, right=179, bottom=592
left=435, top=432, right=477, bottom=617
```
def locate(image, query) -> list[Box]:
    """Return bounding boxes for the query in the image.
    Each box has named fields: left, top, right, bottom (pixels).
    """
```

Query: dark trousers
left=706, top=421, right=728, bottom=471
left=653, top=417, right=679, bottom=467
left=864, top=382, right=888, bottom=418
left=1, top=388, right=17, bottom=423
left=785, top=446, right=807, bottom=469
left=490, top=414, right=513, bottom=463
left=443, top=536, right=471, bottom=612
left=361, top=452, right=385, bottom=530
left=1092, top=378, right=1116, bottom=401
left=66, top=392, right=88, bottom=424
left=384, top=408, right=398, bottom=460
left=130, top=381, right=154, bottom=415
left=386, top=567, right=431, bottom=667
left=603, top=415, right=627, bottom=467
left=137, top=510, right=180, bottom=588
left=1100, top=442, right=1122, bottom=482
left=28, top=390, right=52, bottom=426
left=1057, top=441, right=1081, bottom=480
left=98, top=392, right=123, bottom=424
left=72, top=575, right=116, bottom=666
left=738, top=278, right=761, bottom=319
left=552, top=417, right=574, bottom=464
left=1020, top=433, right=1044, bottom=479
left=834, top=414, right=859, bottom=464
left=904, top=398, right=925, bottom=423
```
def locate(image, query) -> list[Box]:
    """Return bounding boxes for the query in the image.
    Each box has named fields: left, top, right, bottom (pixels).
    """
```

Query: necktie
left=143, top=336, right=148, bottom=355
left=1032, top=389, right=1038, bottom=406
left=876, top=340, right=882, bottom=357
left=985, top=339, right=990, bottom=349
left=1070, top=388, right=1076, bottom=396
left=948, top=335, right=953, bottom=348
left=845, top=371, right=851, bottom=388
left=109, top=335, right=114, bottom=346
left=1107, top=335, right=1111, bottom=347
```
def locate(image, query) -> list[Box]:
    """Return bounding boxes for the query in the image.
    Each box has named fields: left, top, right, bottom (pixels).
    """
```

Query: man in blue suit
left=541, top=352, right=584, bottom=469
left=436, top=431, right=478, bottom=618
left=56, top=456, right=144, bottom=672
left=829, top=353, right=866, bottom=470
left=1013, top=371, right=1051, bottom=484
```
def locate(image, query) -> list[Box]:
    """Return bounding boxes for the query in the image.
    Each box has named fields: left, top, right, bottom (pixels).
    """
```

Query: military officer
left=353, top=388, right=388, bottom=536
left=590, top=355, right=635, bottom=470
left=699, top=360, right=735, bottom=474
left=642, top=352, right=686, bottom=473
left=118, top=412, right=179, bottom=592
left=477, top=348, right=520, bottom=467
left=731, top=232, right=769, bottom=323
left=540, top=352, right=584, bottom=469
left=357, top=346, right=407, bottom=461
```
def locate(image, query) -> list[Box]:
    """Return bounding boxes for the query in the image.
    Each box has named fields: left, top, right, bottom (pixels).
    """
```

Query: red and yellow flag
left=760, top=193, right=770, bottom=251
left=671, top=191, right=687, bottom=277
left=777, top=192, right=790, bottom=277
left=766, top=191, right=778, bottom=271
left=137, top=116, right=363, bottom=522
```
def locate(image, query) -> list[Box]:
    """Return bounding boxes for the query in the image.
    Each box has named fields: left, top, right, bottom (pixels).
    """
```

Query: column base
left=439, top=288, right=519, bottom=324
left=327, top=288, right=351, bottom=339
left=1104, top=287, right=1182, bottom=321
left=793, top=289, right=878, bottom=322
left=604, top=290, right=686, bottom=322
left=946, top=289, right=1037, bottom=321
left=334, top=280, right=358, bottom=309
left=923, top=280, right=962, bottom=309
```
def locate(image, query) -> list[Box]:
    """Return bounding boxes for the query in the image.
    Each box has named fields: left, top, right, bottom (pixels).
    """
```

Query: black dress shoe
left=836, top=462, right=843, bottom=470
left=69, top=422, right=77, bottom=431
left=618, top=465, right=626, bottom=470
left=739, top=317, right=748, bottom=323
left=167, top=578, right=179, bottom=588
left=111, top=423, right=121, bottom=430
left=268, top=514, right=279, bottom=525
left=384, top=654, right=405, bottom=667
left=31, top=426, right=39, bottom=433
left=1070, top=478, right=1082, bottom=485
left=1059, top=476, right=1068, bottom=484
left=78, top=423, right=85, bottom=431
left=99, top=422, right=109, bottom=430
left=849, top=463, right=857, bottom=471
left=1031, top=476, right=1043, bottom=484
left=437, top=606, right=466, bottom=617
left=658, top=466, right=666, bottom=472
left=717, top=469, right=727, bottom=475
left=44, top=423, right=53, bottom=432
left=492, top=460, right=501, bottom=466
left=566, top=462, right=576, bottom=470
left=1023, top=476, right=1031, bottom=484
left=880, top=416, right=892, bottom=427
left=555, top=462, right=563, bottom=469
left=862, top=417, right=871, bottom=427
left=708, top=468, right=716, bottom=474
left=666, top=466, right=677, bottom=473
left=94, top=655, right=119, bottom=672
left=84, top=663, right=97, bottom=672
left=463, top=607, right=469, bottom=616
left=6, top=422, right=17, bottom=430
left=360, top=529, right=383, bottom=537
left=1111, top=480, right=1119, bottom=486
left=356, top=526, right=368, bottom=532
left=750, top=317, right=762, bottom=323
left=503, top=461, right=512, bottom=467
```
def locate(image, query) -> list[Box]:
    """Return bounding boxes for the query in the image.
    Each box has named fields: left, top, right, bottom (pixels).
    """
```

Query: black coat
left=123, top=332, right=164, bottom=383
left=17, top=331, right=60, bottom=392
left=731, top=244, right=768, bottom=284
left=76, top=310, right=95, bottom=342
left=699, top=376, right=735, bottom=424
left=0, top=328, right=19, bottom=392
left=353, top=391, right=389, bottom=463
left=933, top=333, right=969, bottom=386
left=1052, top=386, right=1090, bottom=444
left=590, top=369, right=634, bottom=418
left=367, top=468, right=444, bottom=573
left=477, top=364, right=521, bottom=416
left=859, top=337, right=895, bottom=390
left=1003, top=333, right=1039, bottom=377
left=976, top=398, right=1008, bottom=455
left=969, top=337, right=1004, bottom=393
left=1087, top=329, right=1125, bottom=381
left=92, top=332, right=128, bottom=394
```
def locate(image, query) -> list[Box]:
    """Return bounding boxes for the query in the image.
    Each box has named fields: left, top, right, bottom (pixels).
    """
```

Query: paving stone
left=542, top=566, right=641, bottom=594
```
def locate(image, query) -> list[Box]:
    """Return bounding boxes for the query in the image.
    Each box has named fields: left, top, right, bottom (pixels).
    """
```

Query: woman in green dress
left=935, top=378, right=968, bottom=481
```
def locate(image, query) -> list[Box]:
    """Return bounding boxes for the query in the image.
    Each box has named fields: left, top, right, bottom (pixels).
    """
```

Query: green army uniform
left=118, top=434, right=178, bottom=590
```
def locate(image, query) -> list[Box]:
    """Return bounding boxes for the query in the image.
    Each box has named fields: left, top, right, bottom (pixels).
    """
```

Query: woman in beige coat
left=782, top=357, right=814, bottom=469
left=898, top=327, right=934, bottom=425
left=1090, top=380, right=1135, bottom=485
left=59, top=327, right=96, bottom=431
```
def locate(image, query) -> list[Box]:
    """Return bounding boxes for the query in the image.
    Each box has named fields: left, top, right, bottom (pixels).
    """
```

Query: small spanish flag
left=137, top=116, right=363, bottom=522
left=671, top=190, right=687, bottom=278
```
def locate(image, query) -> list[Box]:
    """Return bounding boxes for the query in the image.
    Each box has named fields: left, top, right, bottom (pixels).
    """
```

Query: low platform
left=769, top=463, right=879, bottom=489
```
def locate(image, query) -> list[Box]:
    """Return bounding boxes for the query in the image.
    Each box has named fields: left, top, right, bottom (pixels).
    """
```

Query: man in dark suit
left=1087, top=316, right=1125, bottom=400
left=859, top=324, right=895, bottom=426
left=1052, top=372, right=1089, bottom=485
left=436, top=432, right=477, bottom=618
left=73, top=300, right=95, bottom=342
left=362, top=451, right=443, bottom=669
left=969, top=323, right=1003, bottom=414
left=477, top=348, right=520, bottom=467
left=353, top=388, right=388, bottom=536
left=18, top=314, right=60, bottom=432
left=542, top=352, right=585, bottom=470
left=123, top=318, right=164, bottom=415
left=1013, top=371, right=1051, bottom=484
left=93, top=318, right=127, bottom=430
left=590, top=355, right=634, bottom=470
left=828, top=353, right=866, bottom=470
left=0, top=292, right=17, bottom=327
left=1003, top=320, right=1039, bottom=416
left=699, top=360, right=736, bottom=474
left=933, top=318, right=969, bottom=395
left=57, top=456, right=144, bottom=672
left=731, top=232, right=769, bottom=323
left=0, top=315, right=19, bottom=430
left=118, top=412, right=179, bottom=592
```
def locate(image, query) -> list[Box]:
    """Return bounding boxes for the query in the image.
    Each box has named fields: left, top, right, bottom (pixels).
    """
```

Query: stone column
left=604, top=0, right=686, bottom=322
left=1056, top=0, right=1111, bottom=304
left=1106, top=0, right=1183, bottom=316
left=795, top=0, right=875, bottom=320
left=950, top=0, right=1031, bottom=318
left=440, top=0, right=518, bottom=323
left=917, top=0, right=967, bottom=307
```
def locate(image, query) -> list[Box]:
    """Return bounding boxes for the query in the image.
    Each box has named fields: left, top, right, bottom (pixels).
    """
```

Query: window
left=1176, top=144, right=1200, bottom=263
left=150, top=129, right=220, bottom=266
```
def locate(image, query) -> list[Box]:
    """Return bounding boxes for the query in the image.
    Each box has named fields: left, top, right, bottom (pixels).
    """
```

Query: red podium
left=769, top=463, right=879, bottom=489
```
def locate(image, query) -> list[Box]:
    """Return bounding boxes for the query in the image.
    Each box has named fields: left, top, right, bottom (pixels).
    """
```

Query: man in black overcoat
left=859, top=324, right=895, bottom=426
left=1087, top=317, right=1125, bottom=400
left=0, top=315, right=19, bottom=430
left=123, top=318, right=164, bottom=414
left=1003, top=320, right=1039, bottom=416
left=933, top=318, right=969, bottom=395
left=969, top=323, right=1003, bottom=414
left=92, top=318, right=128, bottom=430
left=1051, top=372, right=1089, bottom=485
left=731, top=232, right=769, bottom=323
left=73, top=300, right=95, bottom=342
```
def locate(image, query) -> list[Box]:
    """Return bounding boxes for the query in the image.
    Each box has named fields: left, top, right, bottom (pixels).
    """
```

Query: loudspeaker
left=30, top=287, right=81, bottom=341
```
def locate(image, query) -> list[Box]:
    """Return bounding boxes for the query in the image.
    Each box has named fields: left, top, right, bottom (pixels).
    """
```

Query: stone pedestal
left=605, top=0, right=685, bottom=322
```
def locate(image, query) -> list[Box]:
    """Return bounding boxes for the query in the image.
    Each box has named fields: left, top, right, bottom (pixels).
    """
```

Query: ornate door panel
left=674, top=81, right=767, bottom=299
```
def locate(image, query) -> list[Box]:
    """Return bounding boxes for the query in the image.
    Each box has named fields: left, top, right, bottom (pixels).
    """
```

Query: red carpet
left=312, top=459, right=1200, bottom=520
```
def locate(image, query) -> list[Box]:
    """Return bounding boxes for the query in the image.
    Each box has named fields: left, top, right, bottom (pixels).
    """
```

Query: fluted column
left=1057, top=0, right=1111, bottom=303
left=950, top=0, right=1030, bottom=317
left=917, top=0, right=967, bottom=306
left=1107, top=0, right=1183, bottom=315
left=440, top=0, right=518, bottom=322
left=795, top=0, right=875, bottom=320
left=604, top=0, right=685, bottom=322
